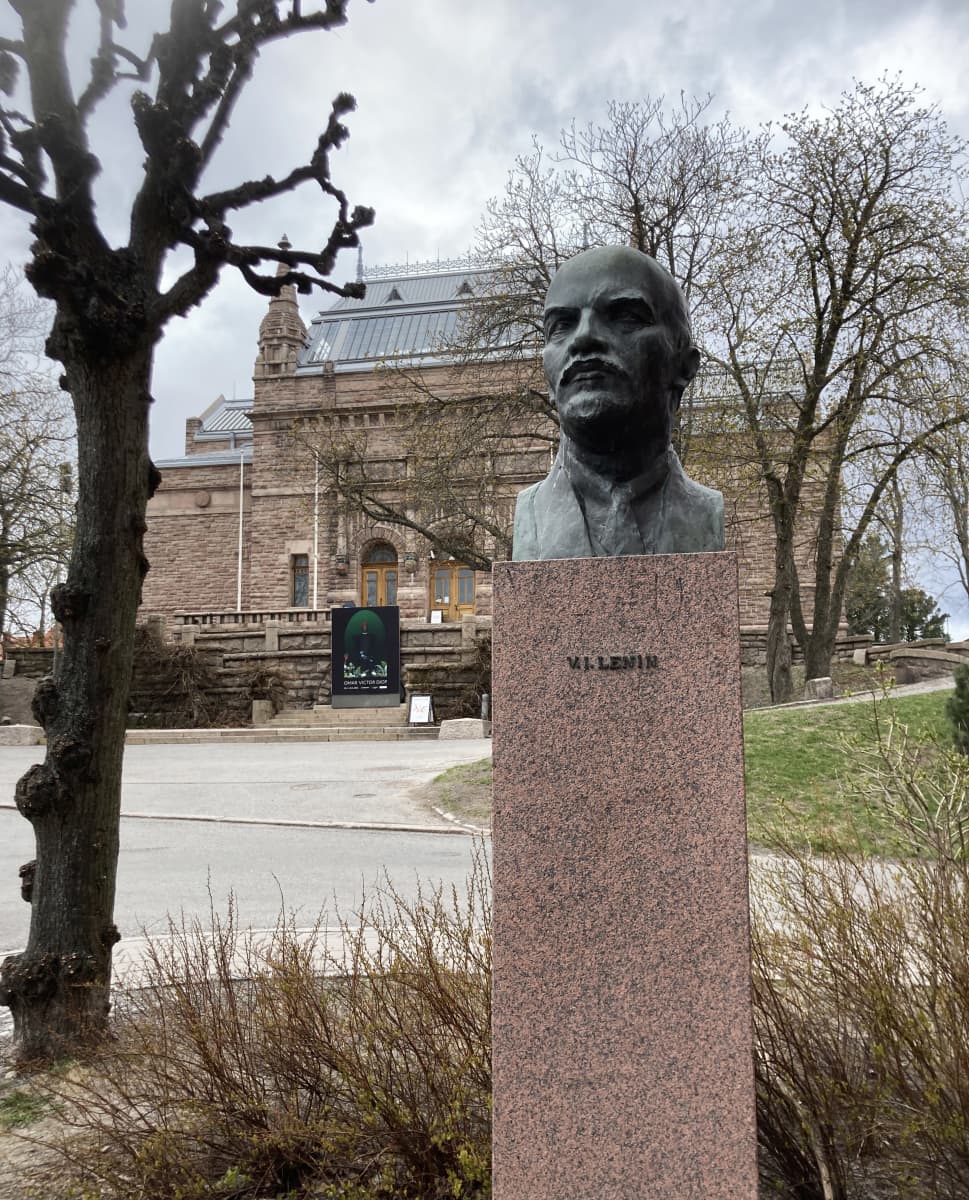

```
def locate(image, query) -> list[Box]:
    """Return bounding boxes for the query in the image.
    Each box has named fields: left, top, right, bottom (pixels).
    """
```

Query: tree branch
left=0, top=168, right=35, bottom=214
left=197, top=50, right=254, bottom=167
left=199, top=91, right=360, bottom=216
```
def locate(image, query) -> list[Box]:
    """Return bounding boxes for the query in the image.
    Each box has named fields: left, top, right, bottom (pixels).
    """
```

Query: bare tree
left=0, top=0, right=373, bottom=1062
left=707, top=78, right=969, bottom=701
left=0, top=388, right=75, bottom=643
left=922, top=418, right=969, bottom=618
left=329, top=84, right=969, bottom=705
left=6, top=555, right=68, bottom=643
left=0, top=265, right=75, bottom=643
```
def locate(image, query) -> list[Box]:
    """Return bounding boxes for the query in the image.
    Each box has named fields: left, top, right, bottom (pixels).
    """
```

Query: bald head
left=542, top=246, right=699, bottom=457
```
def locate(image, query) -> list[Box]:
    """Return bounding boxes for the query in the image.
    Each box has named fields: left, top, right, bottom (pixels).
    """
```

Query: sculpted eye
left=610, top=300, right=654, bottom=326
left=544, top=310, right=575, bottom=339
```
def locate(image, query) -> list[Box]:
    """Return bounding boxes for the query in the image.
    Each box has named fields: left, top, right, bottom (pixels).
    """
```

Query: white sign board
left=408, top=695, right=434, bottom=724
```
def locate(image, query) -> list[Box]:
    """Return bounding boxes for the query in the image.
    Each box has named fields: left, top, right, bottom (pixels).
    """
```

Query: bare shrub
left=31, top=848, right=492, bottom=1200
left=22, top=707, right=969, bottom=1199
left=130, top=628, right=287, bottom=728
left=753, top=714, right=969, bottom=1199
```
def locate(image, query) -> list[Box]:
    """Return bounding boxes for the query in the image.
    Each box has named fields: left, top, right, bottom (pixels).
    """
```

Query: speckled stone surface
left=492, top=553, right=757, bottom=1200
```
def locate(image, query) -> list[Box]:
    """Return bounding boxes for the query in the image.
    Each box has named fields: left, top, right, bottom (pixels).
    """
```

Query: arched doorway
left=360, top=541, right=398, bottom=607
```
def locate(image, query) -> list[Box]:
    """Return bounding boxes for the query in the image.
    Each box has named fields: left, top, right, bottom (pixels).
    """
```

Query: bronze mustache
left=560, top=357, right=625, bottom=387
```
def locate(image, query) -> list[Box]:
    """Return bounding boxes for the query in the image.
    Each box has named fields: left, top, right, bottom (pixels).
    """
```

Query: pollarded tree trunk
left=0, top=0, right=373, bottom=1064
left=0, top=343, right=154, bottom=1060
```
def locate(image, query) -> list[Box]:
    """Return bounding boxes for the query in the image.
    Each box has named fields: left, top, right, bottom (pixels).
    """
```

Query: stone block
left=251, top=699, right=274, bottom=725
left=438, top=718, right=491, bottom=739
left=803, top=675, right=834, bottom=700
left=1, top=660, right=14, bottom=678
left=853, top=647, right=868, bottom=666
left=0, top=724, right=43, bottom=745
left=492, top=553, right=756, bottom=1200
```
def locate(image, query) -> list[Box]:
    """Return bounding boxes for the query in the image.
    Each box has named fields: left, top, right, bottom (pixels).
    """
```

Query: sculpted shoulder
left=663, top=460, right=724, bottom=553
left=512, top=482, right=541, bottom=561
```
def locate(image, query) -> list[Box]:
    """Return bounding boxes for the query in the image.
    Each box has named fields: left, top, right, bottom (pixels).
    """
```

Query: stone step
left=126, top=724, right=438, bottom=744
left=268, top=703, right=410, bottom=728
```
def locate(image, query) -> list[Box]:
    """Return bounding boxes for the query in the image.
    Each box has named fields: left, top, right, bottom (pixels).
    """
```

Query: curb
left=431, top=805, right=491, bottom=836
left=0, top=802, right=474, bottom=837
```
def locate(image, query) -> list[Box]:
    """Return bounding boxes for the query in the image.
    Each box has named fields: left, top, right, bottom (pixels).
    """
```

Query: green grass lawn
left=743, top=690, right=951, bottom=852
left=429, top=688, right=956, bottom=853
left=426, top=756, right=494, bottom=826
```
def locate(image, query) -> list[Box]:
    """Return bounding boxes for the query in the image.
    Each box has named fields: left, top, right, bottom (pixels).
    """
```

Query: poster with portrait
left=331, top=606, right=401, bottom=701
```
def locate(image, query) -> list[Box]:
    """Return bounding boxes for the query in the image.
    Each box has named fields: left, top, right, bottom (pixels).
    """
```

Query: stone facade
left=141, top=255, right=832, bottom=631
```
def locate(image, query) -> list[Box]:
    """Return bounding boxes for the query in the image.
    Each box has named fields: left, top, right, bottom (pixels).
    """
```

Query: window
left=365, top=542, right=397, bottom=564
left=291, top=554, right=309, bottom=607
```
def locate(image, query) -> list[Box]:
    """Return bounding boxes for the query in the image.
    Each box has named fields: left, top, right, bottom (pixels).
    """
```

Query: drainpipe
left=313, top=455, right=320, bottom=610
left=236, top=450, right=245, bottom=612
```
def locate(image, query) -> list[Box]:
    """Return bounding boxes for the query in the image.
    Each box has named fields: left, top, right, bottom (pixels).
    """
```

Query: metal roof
left=327, top=267, right=495, bottom=311
left=198, top=396, right=253, bottom=436
left=184, top=261, right=524, bottom=442
left=155, top=446, right=253, bottom=470
left=299, top=264, right=508, bottom=373
left=302, top=307, right=463, bottom=368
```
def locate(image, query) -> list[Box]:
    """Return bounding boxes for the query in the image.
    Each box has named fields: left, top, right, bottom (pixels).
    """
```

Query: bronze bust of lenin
left=512, top=246, right=724, bottom=560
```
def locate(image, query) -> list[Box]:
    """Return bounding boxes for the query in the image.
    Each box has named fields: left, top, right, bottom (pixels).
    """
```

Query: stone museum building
left=141, top=249, right=825, bottom=632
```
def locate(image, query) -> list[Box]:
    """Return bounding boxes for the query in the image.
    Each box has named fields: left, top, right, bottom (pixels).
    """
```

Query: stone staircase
left=263, top=702, right=438, bottom=741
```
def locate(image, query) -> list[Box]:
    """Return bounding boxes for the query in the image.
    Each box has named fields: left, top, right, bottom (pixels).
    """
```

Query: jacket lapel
left=531, top=457, right=594, bottom=559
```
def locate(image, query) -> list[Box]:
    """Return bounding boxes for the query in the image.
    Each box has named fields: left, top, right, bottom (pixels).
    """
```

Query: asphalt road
left=0, top=739, right=492, bottom=956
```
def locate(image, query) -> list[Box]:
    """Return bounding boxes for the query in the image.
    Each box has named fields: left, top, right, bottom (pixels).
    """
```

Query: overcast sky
left=2, top=0, right=969, bottom=623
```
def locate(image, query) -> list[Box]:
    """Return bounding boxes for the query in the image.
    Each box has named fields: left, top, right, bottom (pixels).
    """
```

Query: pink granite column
left=492, top=553, right=757, bottom=1200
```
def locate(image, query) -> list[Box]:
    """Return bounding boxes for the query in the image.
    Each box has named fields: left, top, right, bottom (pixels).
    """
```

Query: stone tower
left=253, top=235, right=308, bottom=380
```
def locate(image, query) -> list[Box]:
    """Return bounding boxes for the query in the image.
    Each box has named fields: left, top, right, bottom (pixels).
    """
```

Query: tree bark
left=767, top=535, right=795, bottom=705
left=0, top=345, right=153, bottom=1061
left=0, top=560, right=8, bottom=642
left=887, top=478, right=904, bottom=645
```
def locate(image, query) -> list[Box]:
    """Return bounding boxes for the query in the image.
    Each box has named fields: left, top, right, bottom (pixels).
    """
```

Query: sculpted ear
left=671, top=346, right=701, bottom=408
left=679, top=346, right=701, bottom=387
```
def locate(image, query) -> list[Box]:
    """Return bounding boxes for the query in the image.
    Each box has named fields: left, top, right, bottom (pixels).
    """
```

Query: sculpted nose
left=567, top=309, right=606, bottom=354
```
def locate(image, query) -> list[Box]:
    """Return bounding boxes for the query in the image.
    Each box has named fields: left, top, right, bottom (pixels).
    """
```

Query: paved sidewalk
left=752, top=672, right=955, bottom=711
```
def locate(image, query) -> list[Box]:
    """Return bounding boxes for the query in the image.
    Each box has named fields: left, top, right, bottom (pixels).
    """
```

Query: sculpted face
left=542, top=247, right=699, bottom=456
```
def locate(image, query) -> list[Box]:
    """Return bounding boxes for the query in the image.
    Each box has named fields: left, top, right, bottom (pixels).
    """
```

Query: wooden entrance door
left=360, top=543, right=398, bottom=608
left=430, top=562, right=475, bottom=622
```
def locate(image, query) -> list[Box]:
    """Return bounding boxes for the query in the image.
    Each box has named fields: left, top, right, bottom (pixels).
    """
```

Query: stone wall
left=166, top=613, right=492, bottom=717
left=6, top=647, right=54, bottom=677
left=738, top=628, right=872, bottom=667
left=142, top=460, right=251, bottom=614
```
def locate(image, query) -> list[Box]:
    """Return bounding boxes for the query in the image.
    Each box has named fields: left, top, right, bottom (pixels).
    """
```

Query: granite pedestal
left=492, top=553, right=757, bottom=1200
